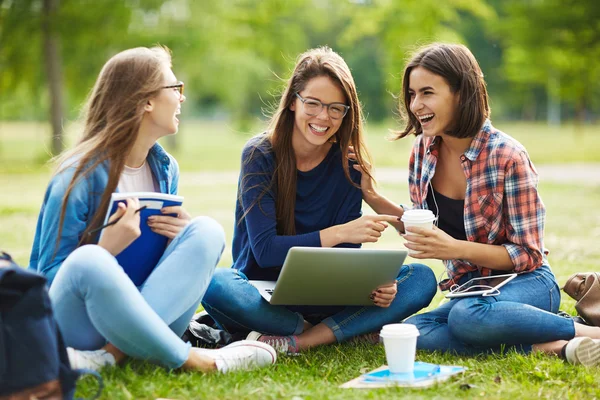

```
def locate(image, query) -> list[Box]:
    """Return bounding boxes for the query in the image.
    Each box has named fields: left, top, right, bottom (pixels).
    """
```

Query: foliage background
left=1, top=0, right=599, bottom=151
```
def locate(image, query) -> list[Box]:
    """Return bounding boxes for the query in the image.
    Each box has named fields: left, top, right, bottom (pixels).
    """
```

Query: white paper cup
left=380, top=323, right=420, bottom=374
left=401, top=209, right=436, bottom=255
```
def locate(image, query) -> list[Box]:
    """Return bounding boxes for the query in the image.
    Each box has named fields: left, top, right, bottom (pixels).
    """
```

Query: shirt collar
left=425, top=136, right=439, bottom=155
left=463, top=119, right=493, bottom=161
left=148, top=142, right=170, bottom=164
left=424, top=119, right=493, bottom=160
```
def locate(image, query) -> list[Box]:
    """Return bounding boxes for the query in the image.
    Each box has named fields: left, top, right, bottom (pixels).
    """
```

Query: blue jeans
left=405, top=265, right=575, bottom=355
left=201, top=263, right=437, bottom=342
left=49, top=216, right=225, bottom=369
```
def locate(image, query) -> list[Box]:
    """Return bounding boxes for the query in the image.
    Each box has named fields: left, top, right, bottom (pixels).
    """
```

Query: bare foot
left=103, top=343, right=127, bottom=364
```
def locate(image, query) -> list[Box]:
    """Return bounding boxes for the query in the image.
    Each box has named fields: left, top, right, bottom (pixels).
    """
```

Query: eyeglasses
left=163, top=81, right=184, bottom=98
left=295, top=93, right=349, bottom=120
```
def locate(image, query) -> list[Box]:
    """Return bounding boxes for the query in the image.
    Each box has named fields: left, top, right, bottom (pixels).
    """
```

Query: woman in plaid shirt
left=355, top=43, right=600, bottom=366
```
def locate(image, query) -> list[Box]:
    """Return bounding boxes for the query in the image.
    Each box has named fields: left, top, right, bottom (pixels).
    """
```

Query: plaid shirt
left=406, top=120, right=548, bottom=290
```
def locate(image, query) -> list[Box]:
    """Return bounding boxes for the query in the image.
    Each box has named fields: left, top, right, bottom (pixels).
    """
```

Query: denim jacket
left=28, top=143, right=179, bottom=286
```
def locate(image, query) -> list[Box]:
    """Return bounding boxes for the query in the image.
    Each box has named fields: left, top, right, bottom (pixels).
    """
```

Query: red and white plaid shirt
left=405, top=120, right=548, bottom=291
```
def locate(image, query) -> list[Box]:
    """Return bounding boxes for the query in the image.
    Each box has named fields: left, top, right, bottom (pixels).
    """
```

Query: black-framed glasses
left=295, top=93, right=349, bottom=120
left=163, top=81, right=184, bottom=98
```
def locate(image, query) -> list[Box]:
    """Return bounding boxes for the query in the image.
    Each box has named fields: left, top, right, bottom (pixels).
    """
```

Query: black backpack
left=0, top=252, right=102, bottom=399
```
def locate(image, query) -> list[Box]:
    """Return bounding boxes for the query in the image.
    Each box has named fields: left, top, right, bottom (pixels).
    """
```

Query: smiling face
left=408, top=66, right=459, bottom=138
left=144, top=63, right=185, bottom=140
left=289, top=75, right=346, bottom=150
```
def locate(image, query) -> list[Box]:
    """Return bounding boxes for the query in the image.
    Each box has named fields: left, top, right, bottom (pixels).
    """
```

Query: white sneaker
left=67, top=347, right=116, bottom=371
left=564, top=337, right=600, bottom=367
left=193, top=340, right=276, bottom=373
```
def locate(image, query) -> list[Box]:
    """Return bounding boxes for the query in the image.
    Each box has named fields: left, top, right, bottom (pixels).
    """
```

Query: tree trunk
left=42, top=0, right=64, bottom=156
left=546, top=73, right=561, bottom=126
left=574, top=96, right=587, bottom=139
left=521, top=90, right=536, bottom=121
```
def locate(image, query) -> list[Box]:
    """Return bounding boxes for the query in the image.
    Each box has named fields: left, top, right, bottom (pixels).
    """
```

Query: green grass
left=1, top=120, right=600, bottom=174
left=2, top=120, right=600, bottom=399
left=75, top=344, right=600, bottom=399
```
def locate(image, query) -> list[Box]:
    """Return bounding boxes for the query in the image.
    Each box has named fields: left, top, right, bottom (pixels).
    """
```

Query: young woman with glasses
left=29, top=46, right=276, bottom=373
left=200, top=47, right=438, bottom=354
left=355, top=43, right=600, bottom=366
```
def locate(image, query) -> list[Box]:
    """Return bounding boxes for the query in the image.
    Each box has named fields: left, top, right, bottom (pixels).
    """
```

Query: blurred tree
left=339, top=0, right=493, bottom=117
left=174, top=0, right=315, bottom=129
left=496, top=0, right=600, bottom=125
left=0, top=0, right=161, bottom=154
left=42, top=0, right=63, bottom=155
left=8, top=0, right=592, bottom=146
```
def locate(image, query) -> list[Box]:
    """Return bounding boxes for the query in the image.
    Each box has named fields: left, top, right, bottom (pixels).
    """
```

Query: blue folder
left=101, top=192, right=184, bottom=286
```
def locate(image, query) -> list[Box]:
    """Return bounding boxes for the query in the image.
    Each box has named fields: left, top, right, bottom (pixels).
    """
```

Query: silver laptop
left=249, top=247, right=408, bottom=306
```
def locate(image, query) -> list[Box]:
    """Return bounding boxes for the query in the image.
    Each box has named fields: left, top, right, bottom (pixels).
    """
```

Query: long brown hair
left=395, top=43, right=490, bottom=140
left=54, top=46, right=172, bottom=249
left=243, top=46, right=372, bottom=235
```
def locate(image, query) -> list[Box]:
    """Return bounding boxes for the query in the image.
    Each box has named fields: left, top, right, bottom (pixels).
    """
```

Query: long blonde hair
left=55, top=46, right=172, bottom=247
left=243, top=46, right=373, bottom=235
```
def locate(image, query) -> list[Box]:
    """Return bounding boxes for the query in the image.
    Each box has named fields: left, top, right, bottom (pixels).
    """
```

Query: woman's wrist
left=452, top=238, right=467, bottom=260
left=320, top=225, right=343, bottom=248
left=97, top=239, right=119, bottom=257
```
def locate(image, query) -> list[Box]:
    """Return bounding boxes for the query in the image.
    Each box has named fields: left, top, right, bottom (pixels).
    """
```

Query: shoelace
left=261, top=337, right=291, bottom=353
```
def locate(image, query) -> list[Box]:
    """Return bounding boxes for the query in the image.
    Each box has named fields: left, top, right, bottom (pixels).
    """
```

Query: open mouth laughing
left=418, top=113, right=434, bottom=126
left=309, top=123, right=329, bottom=136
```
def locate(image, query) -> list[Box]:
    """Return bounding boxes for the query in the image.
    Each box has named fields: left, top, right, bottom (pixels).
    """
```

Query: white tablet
left=445, top=273, right=517, bottom=298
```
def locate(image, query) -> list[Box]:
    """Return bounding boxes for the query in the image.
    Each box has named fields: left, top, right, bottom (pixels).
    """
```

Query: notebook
left=340, top=361, right=466, bottom=389
left=249, top=247, right=407, bottom=306
left=100, top=192, right=183, bottom=285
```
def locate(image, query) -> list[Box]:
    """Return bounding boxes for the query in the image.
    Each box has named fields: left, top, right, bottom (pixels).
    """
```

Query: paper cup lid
left=380, top=323, right=420, bottom=338
left=401, top=209, right=436, bottom=223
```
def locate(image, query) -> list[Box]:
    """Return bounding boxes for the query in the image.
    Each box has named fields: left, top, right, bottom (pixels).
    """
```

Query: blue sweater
left=232, top=135, right=362, bottom=281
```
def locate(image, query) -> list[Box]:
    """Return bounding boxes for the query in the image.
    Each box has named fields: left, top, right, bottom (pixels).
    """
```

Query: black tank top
left=426, top=187, right=467, bottom=241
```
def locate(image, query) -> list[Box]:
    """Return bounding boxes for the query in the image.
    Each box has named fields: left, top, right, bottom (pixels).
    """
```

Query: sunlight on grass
left=1, top=120, right=599, bottom=173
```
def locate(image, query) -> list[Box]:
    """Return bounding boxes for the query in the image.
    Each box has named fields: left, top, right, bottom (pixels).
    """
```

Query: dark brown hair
left=54, top=46, right=172, bottom=248
left=243, top=46, right=372, bottom=235
left=395, top=43, right=490, bottom=139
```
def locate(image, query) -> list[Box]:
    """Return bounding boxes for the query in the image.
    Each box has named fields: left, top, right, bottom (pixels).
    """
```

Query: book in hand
left=100, top=192, right=184, bottom=286
left=340, top=361, right=466, bottom=389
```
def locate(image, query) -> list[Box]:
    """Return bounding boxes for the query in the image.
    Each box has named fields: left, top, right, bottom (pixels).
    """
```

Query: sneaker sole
left=575, top=338, right=600, bottom=367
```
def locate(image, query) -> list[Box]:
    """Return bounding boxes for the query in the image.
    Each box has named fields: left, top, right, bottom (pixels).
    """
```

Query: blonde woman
left=29, top=46, right=276, bottom=373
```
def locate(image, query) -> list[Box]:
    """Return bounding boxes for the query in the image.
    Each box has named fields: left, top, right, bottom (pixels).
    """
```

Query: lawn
left=1, top=119, right=600, bottom=174
left=1, top=120, right=600, bottom=399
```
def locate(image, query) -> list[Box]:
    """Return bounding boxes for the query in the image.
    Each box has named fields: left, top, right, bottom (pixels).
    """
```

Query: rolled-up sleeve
left=502, top=150, right=545, bottom=272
